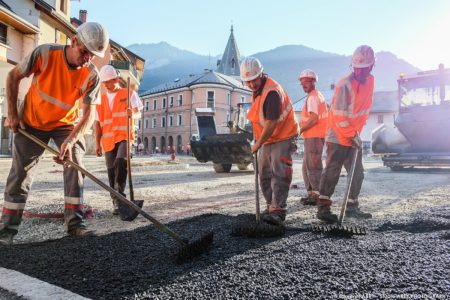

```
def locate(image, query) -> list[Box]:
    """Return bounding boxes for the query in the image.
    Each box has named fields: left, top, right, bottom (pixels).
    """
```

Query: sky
left=70, top=0, right=450, bottom=70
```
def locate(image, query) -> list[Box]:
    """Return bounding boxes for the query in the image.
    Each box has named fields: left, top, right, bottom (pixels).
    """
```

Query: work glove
left=352, top=133, right=362, bottom=149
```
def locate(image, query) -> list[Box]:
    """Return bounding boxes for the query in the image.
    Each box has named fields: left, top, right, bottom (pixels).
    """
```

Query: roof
left=216, top=26, right=241, bottom=76
left=140, top=70, right=250, bottom=97
left=0, top=0, right=11, bottom=11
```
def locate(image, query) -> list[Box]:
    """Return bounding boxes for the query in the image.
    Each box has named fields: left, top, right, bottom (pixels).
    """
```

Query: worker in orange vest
left=242, top=57, right=299, bottom=226
left=95, top=65, right=143, bottom=215
left=316, top=45, right=375, bottom=223
left=298, top=69, right=328, bottom=206
left=0, top=22, right=109, bottom=244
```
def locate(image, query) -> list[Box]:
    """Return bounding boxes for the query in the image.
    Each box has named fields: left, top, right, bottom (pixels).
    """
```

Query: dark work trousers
left=0, top=126, right=86, bottom=236
left=318, top=142, right=364, bottom=208
left=302, top=138, right=324, bottom=195
left=104, top=140, right=128, bottom=205
left=259, top=137, right=297, bottom=211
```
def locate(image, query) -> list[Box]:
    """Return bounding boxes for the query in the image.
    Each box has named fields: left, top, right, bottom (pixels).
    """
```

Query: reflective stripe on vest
left=326, top=73, right=374, bottom=146
left=247, top=77, right=299, bottom=144
left=300, top=89, right=328, bottom=138
left=97, top=88, right=135, bottom=152
left=22, top=44, right=97, bottom=131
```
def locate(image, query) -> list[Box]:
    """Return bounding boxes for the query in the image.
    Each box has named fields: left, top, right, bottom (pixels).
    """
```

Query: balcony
left=110, top=60, right=141, bottom=85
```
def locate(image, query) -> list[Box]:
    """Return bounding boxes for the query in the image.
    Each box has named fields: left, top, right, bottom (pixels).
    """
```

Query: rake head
left=176, top=231, right=214, bottom=264
left=311, top=224, right=367, bottom=237
left=231, top=221, right=286, bottom=238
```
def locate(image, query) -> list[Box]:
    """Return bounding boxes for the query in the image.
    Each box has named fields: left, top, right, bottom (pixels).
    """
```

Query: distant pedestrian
left=186, top=144, right=191, bottom=156
left=138, top=142, right=144, bottom=155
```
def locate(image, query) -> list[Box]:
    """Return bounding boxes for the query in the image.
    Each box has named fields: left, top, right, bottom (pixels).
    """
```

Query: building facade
left=138, top=27, right=251, bottom=154
left=139, top=70, right=251, bottom=154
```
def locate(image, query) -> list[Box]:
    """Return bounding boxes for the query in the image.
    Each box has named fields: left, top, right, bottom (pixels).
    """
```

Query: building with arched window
left=138, top=27, right=251, bottom=154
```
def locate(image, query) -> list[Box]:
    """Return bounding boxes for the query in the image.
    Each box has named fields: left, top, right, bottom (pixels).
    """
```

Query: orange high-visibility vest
left=247, top=77, right=299, bottom=144
left=300, top=89, right=328, bottom=138
left=326, top=73, right=375, bottom=146
left=97, top=88, right=135, bottom=152
left=22, top=44, right=97, bottom=131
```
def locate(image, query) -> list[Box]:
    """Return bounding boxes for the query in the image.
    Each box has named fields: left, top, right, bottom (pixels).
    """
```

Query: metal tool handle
left=126, top=77, right=135, bottom=202
left=18, top=128, right=187, bottom=246
left=254, top=150, right=260, bottom=222
left=338, top=147, right=359, bottom=224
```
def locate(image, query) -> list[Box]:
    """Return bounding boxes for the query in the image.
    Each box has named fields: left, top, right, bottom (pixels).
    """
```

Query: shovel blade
left=118, top=199, right=144, bottom=221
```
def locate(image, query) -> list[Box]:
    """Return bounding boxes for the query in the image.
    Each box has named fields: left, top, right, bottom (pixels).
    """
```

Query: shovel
left=19, top=128, right=213, bottom=263
left=118, top=77, right=144, bottom=221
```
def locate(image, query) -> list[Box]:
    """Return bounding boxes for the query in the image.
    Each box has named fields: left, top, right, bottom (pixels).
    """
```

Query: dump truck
left=372, top=64, right=450, bottom=170
left=190, top=103, right=254, bottom=173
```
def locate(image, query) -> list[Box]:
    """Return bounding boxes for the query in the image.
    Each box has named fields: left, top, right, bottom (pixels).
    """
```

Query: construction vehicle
left=190, top=102, right=253, bottom=173
left=372, top=64, right=450, bottom=170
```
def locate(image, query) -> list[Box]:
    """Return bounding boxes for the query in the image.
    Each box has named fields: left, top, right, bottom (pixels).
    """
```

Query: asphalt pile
left=0, top=208, right=449, bottom=299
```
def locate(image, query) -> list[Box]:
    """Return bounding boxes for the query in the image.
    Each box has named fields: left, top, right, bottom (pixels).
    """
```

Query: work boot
left=0, top=231, right=14, bottom=246
left=67, top=227, right=95, bottom=237
left=317, top=206, right=338, bottom=223
left=261, top=205, right=270, bottom=216
left=300, top=195, right=317, bottom=206
left=262, top=211, right=286, bottom=226
left=346, top=207, right=372, bottom=219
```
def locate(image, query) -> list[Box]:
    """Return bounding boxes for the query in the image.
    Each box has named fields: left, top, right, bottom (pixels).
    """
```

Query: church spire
left=216, top=25, right=241, bottom=77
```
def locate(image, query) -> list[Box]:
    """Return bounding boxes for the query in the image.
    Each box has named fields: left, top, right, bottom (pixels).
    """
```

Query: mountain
left=128, top=42, right=220, bottom=91
left=128, top=43, right=420, bottom=101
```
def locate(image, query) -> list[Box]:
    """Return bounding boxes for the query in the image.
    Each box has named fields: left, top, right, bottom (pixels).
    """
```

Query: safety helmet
left=76, top=22, right=109, bottom=58
left=352, top=45, right=375, bottom=68
left=99, top=65, right=119, bottom=82
left=240, top=57, right=263, bottom=81
left=299, top=69, right=318, bottom=82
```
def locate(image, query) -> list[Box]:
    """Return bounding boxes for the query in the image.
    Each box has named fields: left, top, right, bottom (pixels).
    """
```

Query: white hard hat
left=99, top=65, right=118, bottom=82
left=240, top=57, right=263, bottom=81
left=299, top=69, right=318, bottom=82
left=76, top=22, right=109, bottom=58
left=352, top=45, right=375, bottom=68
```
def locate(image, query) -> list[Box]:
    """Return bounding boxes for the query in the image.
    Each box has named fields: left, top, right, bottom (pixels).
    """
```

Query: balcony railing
left=110, top=60, right=139, bottom=81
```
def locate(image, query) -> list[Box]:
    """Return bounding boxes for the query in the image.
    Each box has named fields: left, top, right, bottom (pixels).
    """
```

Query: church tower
left=216, top=25, right=241, bottom=77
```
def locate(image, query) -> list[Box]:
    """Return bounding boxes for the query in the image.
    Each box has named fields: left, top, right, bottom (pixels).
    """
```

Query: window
left=178, top=94, right=183, bottom=106
left=161, top=116, right=166, bottom=127
left=153, top=99, right=157, bottom=110
left=240, top=96, right=245, bottom=103
left=60, top=0, right=67, bottom=14
left=170, top=96, right=174, bottom=108
left=227, top=93, right=231, bottom=106
left=169, top=115, right=173, bottom=127
left=377, top=114, right=384, bottom=124
left=227, top=113, right=230, bottom=122
left=0, top=23, right=7, bottom=44
left=207, top=91, right=215, bottom=109
left=152, top=117, right=156, bottom=128
left=144, top=118, right=149, bottom=129
left=162, top=98, right=166, bottom=109
left=177, top=114, right=182, bottom=126
left=231, top=58, right=235, bottom=69
left=138, top=120, right=142, bottom=129
left=145, top=101, right=149, bottom=111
